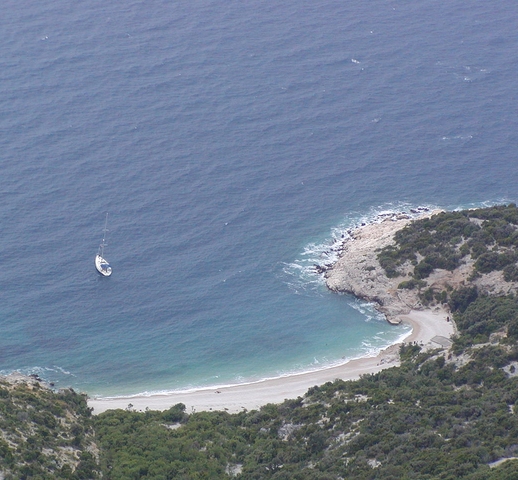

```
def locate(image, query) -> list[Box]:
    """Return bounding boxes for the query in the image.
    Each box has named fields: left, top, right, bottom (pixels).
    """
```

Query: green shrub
left=475, top=251, right=500, bottom=273
left=414, top=261, right=434, bottom=279
left=162, top=403, right=187, bottom=423
left=398, top=279, right=426, bottom=290
left=503, top=264, right=518, bottom=282
left=449, top=286, right=478, bottom=313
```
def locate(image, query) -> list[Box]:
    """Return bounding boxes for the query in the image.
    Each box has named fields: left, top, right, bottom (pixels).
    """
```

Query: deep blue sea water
left=1, top=0, right=517, bottom=397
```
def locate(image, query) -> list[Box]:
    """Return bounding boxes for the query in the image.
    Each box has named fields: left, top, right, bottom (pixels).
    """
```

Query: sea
left=1, top=0, right=517, bottom=398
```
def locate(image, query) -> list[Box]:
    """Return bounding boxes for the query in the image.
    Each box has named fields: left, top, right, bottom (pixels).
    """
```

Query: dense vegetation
left=4, top=205, right=518, bottom=479
left=92, top=332, right=518, bottom=480
left=7, top=326, right=518, bottom=479
left=377, top=204, right=518, bottom=281
left=0, top=380, right=99, bottom=479
left=90, top=268, right=518, bottom=479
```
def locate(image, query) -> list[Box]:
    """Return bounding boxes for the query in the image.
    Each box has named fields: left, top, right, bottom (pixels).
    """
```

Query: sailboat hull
left=95, top=254, right=112, bottom=276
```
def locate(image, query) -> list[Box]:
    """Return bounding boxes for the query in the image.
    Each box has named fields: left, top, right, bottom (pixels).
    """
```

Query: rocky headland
left=322, top=206, right=518, bottom=326
left=324, top=212, right=436, bottom=323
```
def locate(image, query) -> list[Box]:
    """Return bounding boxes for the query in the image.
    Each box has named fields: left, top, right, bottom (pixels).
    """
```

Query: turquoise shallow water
left=0, top=0, right=517, bottom=396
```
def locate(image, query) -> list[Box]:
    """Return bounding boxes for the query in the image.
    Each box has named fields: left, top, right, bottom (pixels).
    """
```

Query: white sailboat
left=95, top=213, right=112, bottom=276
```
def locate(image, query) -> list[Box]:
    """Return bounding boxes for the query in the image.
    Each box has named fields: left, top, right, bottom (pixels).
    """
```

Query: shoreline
left=324, top=209, right=445, bottom=322
left=89, top=209, right=456, bottom=414
left=88, top=308, right=454, bottom=414
left=88, top=209, right=455, bottom=414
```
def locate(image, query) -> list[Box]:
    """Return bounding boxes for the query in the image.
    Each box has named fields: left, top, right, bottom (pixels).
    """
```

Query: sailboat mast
left=95, top=212, right=113, bottom=276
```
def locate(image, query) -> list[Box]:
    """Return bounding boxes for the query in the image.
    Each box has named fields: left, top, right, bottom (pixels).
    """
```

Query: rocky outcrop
left=324, top=215, right=425, bottom=322
left=324, top=209, right=518, bottom=324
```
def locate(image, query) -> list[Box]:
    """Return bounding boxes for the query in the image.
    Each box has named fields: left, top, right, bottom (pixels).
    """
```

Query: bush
left=420, top=288, right=435, bottom=305
left=162, top=403, right=187, bottom=423
left=398, top=279, right=426, bottom=290
left=414, top=261, right=434, bottom=279
left=449, top=286, right=478, bottom=313
left=503, top=264, right=518, bottom=282
left=475, top=252, right=500, bottom=273
left=434, top=290, right=448, bottom=304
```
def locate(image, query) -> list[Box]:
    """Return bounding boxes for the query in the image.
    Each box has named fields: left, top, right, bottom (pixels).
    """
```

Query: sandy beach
left=90, top=212, right=457, bottom=415
left=89, top=308, right=454, bottom=414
